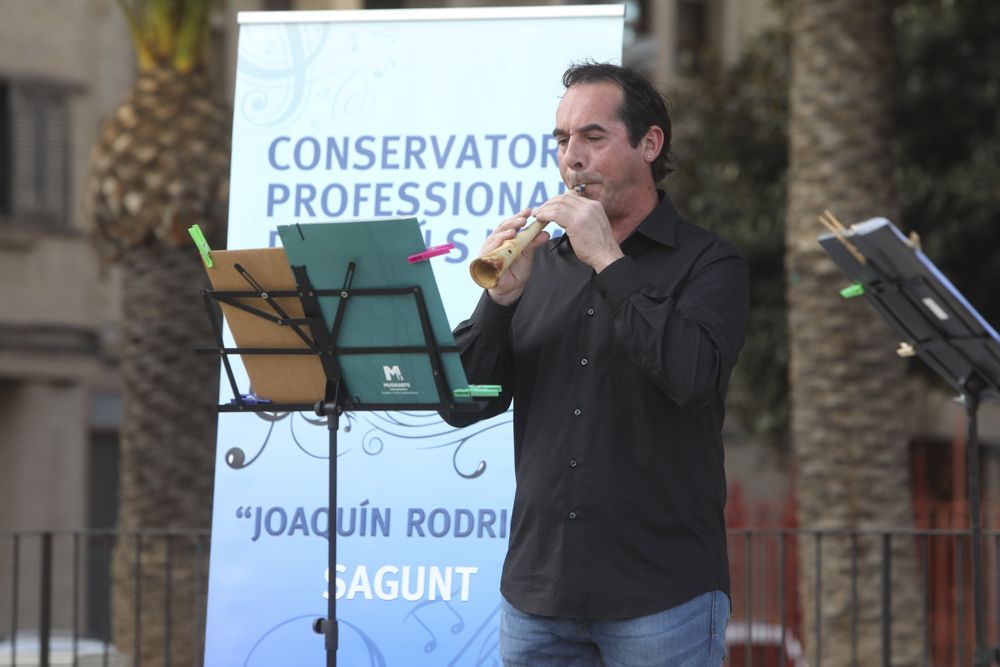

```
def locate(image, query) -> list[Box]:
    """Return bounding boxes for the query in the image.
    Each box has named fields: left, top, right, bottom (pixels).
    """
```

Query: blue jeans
left=499, top=591, right=729, bottom=667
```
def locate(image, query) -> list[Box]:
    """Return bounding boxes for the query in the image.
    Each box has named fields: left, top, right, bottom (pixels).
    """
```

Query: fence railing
left=0, top=529, right=210, bottom=667
left=1, top=527, right=997, bottom=666
left=726, top=527, right=1000, bottom=667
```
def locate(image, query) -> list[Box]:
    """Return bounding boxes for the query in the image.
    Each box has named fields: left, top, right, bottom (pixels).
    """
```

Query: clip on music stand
left=819, top=217, right=1000, bottom=667
left=196, top=218, right=488, bottom=667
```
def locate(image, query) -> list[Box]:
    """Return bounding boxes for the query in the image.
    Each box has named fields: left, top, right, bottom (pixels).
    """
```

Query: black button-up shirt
left=445, top=192, right=749, bottom=619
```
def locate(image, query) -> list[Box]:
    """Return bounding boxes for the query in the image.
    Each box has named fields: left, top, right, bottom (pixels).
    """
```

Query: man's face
left=553, top=81, right=652, bottom=225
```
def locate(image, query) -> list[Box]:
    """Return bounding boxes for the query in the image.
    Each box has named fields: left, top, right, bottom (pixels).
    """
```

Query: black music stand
left=820, top=217, right=1000, bottom=667
left=197, top=222, right=486, bottom=667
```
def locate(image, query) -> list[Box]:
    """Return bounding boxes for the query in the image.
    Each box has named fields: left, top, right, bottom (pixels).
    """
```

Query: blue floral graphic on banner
left=224, top=409, right=510, bottom=481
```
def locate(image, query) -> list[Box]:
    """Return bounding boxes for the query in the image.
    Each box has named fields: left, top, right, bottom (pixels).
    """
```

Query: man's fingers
left=481, top=226, right=517, bottom=254
left=495, top=208, right=532, bottom=233
left=533, top=192, right=585, bottom=225
left=481, top=209, right=533, bottom=254
left=526, top=230, right=551, bottom=252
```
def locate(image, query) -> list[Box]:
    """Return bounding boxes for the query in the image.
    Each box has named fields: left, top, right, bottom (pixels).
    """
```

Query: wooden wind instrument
left=469, top=184, right=586, bottom=289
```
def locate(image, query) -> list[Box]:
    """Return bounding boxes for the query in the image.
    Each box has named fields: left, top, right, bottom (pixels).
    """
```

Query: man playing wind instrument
left=445, top=62, right=748, bottom=666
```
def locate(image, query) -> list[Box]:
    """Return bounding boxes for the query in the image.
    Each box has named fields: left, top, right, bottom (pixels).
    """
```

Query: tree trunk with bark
left=89, top=62, right=229, bottom=666
left=786, top=1, right=923, bottom=665
left=109, top=246, right=218, bottom=667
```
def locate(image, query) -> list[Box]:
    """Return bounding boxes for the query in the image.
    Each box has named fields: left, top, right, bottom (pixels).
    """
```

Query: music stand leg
left=964, top=388, right=999, bottom=667
left=312, top=404, right=340, bottom=667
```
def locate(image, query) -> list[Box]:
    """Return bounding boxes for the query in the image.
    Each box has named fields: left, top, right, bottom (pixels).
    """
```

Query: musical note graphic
left=405, top=596, right=466, bottom=653
left=241, top=613, right=386, bottom=667
left=237, top=24, right=328, bottom=127
left=445, top=604, right=502, bottom=667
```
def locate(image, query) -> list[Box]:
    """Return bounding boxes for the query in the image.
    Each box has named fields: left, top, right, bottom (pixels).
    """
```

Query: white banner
left=205, top=7, right=623, bottom=665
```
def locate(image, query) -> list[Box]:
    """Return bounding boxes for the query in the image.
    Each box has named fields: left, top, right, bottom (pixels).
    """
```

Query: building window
left=624, top=0, right=652, bottom=45
left=87, top=390, right=121, bottom=640
left=676, top=0, right=709, bottom=76
left=0, top=79, right=71, bottom=228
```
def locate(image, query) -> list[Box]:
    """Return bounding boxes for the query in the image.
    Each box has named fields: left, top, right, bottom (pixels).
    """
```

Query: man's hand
left=482, top=208, right=550, bottom=306
left=532, top=191, right=623, bottom=273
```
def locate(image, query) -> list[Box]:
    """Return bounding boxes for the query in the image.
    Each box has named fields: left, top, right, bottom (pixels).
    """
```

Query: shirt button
left=568, top=511, right=577, bottom=520
left=586, top=307, right=595, bottom=316
left=573, top=408, right=582, bottom=416
left=580, top=358, right=588, bottom=366
left=569, top=459, right=578, bottom=468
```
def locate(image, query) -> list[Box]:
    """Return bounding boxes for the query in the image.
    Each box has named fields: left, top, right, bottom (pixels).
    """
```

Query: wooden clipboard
left=205, top=247, right=326, bottom=404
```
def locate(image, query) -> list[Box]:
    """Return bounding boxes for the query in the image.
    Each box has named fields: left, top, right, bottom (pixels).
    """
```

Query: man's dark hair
left=562, top=62, right=673, bottom=181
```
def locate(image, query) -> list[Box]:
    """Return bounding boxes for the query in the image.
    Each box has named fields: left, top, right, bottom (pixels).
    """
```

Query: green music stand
left=198, top=218, right=491, bottom=667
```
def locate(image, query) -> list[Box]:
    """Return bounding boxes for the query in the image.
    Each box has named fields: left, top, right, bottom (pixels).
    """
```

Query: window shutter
left=9, top=82, right=70, bottom=227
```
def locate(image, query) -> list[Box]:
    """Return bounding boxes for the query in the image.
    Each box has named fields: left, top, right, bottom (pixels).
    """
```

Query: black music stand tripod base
left=199, top=250, right=482, bottom=667
left=819, top=218, right=1000, bottom=666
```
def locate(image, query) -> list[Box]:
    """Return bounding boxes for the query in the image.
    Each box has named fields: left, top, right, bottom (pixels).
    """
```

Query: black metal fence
left=1, top=528, right=997, bottom=666
left=725, top=528, right=1000, bottom=667
left=0, top=529, right=210, bottom=667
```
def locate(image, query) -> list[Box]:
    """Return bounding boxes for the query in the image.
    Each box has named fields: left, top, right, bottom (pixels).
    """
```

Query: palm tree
left=785, top=1, right=922, bottom=665
left=87, top=1, right=230, bottom=664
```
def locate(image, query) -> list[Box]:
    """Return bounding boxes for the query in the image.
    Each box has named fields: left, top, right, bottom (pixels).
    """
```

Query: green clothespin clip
left=840, top=282, right=864, bottom=299
left=453, top=384, right=502, bottom=398
left=188, top=224, right=213, bottom=268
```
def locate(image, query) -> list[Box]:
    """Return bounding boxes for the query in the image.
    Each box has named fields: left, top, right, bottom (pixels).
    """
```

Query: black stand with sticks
left=819, top=214, right=1000, bottom=666
left=200, top=260, right=481, bottom=667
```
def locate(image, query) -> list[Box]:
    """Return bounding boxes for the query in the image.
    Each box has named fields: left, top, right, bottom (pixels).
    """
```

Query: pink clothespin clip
left=407, top=243, right=455, bottom=263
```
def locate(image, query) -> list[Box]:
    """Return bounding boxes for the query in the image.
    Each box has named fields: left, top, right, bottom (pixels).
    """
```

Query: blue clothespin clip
left=228, top=391, right=272, bottom=406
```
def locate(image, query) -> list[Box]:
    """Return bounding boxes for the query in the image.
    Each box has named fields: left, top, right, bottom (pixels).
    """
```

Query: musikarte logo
left=381, top=364, right=414, bottom=395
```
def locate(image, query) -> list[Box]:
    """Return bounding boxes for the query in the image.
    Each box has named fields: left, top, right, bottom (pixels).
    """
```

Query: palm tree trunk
left=112, top=245, right=217, bottom=667
left=786, top=1, right=923, bottom=665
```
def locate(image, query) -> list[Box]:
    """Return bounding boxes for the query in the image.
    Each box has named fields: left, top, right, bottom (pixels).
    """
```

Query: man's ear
left=642, top=125, right=665, bottom=160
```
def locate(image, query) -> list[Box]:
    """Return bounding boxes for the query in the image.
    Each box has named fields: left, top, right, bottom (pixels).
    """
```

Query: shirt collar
left=551, top=189, right=679, bottom=251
